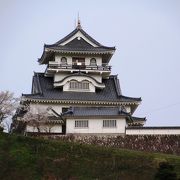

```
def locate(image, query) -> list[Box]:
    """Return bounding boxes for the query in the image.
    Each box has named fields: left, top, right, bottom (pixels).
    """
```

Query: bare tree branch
left=22, top=108, right=55, bottom=133
left=0, top=91, right=19, bottom=126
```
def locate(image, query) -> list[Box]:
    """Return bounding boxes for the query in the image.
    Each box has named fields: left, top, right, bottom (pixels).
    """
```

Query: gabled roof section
left=38, top=27, right=116, bottom=64
left=31, top=72, right=43, bottom=95
left=46, top=28, right=110, bottom=47
left=62, top=37, right=93, bottom=48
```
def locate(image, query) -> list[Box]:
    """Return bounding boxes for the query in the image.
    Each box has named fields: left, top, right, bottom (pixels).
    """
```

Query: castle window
left=62, top=107, right=69, bottom=113
left=82, top=81, right=89, bottom=89
left=69, top=81, right=77, bottom=89
left=75, top=120, right=88, bottom=128
left=69, top=80, right=89, bottom=90
left=103, top=120, right=116, bottom=128
left=90, top=58, right=97, bottom=66
left=61, top=57, right=67, bottom=64
left=72, top=57, right=85, bottom=65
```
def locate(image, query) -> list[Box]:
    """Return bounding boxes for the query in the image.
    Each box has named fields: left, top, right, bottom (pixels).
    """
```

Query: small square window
left=103, top=120, right=116, bottom=128
left=75, top=120, right=88, bottom=128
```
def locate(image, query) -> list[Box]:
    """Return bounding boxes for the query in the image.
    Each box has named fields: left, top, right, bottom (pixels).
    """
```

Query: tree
left=22, top=109, right=48, bottom=133
left=155, top=162, right=177, bottom=180
left=0, top=91, right=19, bottom=131
left=21, top=106, right=61, bottom=133
left=12, top=105, right=63, bottom=135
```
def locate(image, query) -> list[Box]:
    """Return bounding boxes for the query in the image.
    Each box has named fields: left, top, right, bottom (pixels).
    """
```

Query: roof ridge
left=112, top=75, right=122, bottom=96
left=36, top=73, right=43, bottom=95
left=54, top=28, right=78, bottom=46
left=22, top=93, right=41, bottom=96
left=79, top=28, right=102, bottom=46
left=33, top=72, right=44, bottom=76
left=131, top=116, right=146, bottom=121
left=120, top=95, right=142, bottom=101
left=44, top=28, right=115, bottom=49
left=109, top=75, right=117, bottom=78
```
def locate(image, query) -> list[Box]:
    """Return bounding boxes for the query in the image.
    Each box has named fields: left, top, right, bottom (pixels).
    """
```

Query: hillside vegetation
left=0, top=133, right=179, bottom=180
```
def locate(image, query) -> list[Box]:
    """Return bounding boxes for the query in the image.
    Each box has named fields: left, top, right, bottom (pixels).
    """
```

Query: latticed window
left=90, top=58, right=97, bottom=66
left=81, top=81, right=89, bottom=89
left=69, top=81, right=78, bottom=89
left=103, top=120, right=117, bottom=128
left=61, top=57, right=67, bottom=64
left=75, top=120, right=88, bottom=128
left=69, top=80, right=89, bottom=90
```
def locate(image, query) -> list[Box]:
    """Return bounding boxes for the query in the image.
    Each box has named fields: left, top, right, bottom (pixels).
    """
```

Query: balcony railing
left=47, top=62, right=111, bottom=71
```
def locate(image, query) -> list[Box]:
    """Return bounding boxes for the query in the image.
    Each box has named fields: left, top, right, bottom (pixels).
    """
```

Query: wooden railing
left=48, top=63, right=111, bottom=71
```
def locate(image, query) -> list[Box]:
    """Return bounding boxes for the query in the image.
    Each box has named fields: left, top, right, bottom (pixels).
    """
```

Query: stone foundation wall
left=44, top=135, right=180, bottom=155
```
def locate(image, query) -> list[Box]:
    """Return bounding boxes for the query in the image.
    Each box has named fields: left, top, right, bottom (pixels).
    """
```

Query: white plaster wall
left=54, top=73, right=68, bottom=82
left=66, top=118, right=126, bottom=134
left=55, top=73, right=102, bottom=84
left=90, top=74, right=102, bottom=83
left=85, top=56, right=102, bottom=66
left=30, top=103, right=68, bottom=114
left=55, top=55, right=72, bottom=64
left=126, top=129, right=180, bottom=135
left=54, top=75, right=104, bottom=90
left=56, top=75, right=91, bottom=83
left=29, top=103, right=123, bottom=115
left=26, top=124, right=62, bottom=133
left=55, top=54, right=102, bottom=66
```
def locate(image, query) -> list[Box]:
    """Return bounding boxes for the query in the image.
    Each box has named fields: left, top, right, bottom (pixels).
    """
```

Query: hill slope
left=0, top=133, right=179, bottom=180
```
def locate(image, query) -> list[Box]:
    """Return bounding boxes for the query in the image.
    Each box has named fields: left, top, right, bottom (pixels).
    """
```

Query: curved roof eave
left=120, top=95, right=142, bottom=102
left=38, top=48, right=115, bottom=64
left=54, top=73, right=105, bottom=88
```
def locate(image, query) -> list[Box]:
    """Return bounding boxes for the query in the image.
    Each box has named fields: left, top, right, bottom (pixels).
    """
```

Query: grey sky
left=0, top=0, right=180, bottom=126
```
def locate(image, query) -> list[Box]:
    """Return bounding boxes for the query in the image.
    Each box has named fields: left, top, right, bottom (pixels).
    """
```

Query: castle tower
left=15, top=22, right=145, bottom=135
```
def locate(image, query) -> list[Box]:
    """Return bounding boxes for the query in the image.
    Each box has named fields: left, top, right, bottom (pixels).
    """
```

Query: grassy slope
left=0, top=133, right=179, bottom=180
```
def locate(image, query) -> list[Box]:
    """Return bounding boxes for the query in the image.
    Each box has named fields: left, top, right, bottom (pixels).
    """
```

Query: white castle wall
left=55, top=54, right=102, bottom=66
left=66, top=118, right=126, bottom=134
left=54, top=73, right=102, bottom=83
left=85, top=56, right=102, bottom=66
left=26, top=124, right=62, bottom=133
left=55, top=55, right=72, bottom=64
left=126, top=128, right=180, bottom=135
left=30, top=103, right=64, bottom=114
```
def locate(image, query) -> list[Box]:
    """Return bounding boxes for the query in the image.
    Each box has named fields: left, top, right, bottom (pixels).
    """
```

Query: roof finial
left=77, top=12, right=82, bottom=29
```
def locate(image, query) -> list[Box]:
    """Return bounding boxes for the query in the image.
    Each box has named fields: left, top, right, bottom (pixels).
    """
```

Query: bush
left=0, top=126, right=4, bottom=132
left=155, top=162, right=178, bottom=180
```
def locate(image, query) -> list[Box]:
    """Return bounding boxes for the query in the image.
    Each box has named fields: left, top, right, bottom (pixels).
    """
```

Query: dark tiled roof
left=62, top=107, right=146, bottom=123
left=23, top=73, right=141, bottom=103
left=47, top=28, right=115, bottom=49
left=131, top=117, right=146, bottom=122
left=64, top=107, right=127, bottom=117
left=62, top=37, right=94, bottom=48
left=45, top=37, right=115, bottom=52
left=46, top=45, right=114, bottom=53
left=38, top=28, right=115, bottom=64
